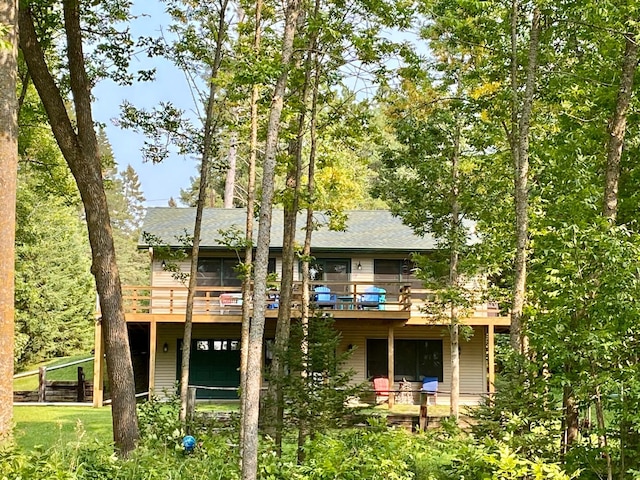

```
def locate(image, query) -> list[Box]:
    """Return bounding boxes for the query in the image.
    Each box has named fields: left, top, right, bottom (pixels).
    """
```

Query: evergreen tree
left=14, top=177, right=94, bottom=368
left=15, top=73, right=94, bottom=370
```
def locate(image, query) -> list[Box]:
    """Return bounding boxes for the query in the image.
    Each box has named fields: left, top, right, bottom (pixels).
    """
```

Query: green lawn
left=13, top=406, right=113, bottom=450
left=11, top=401, right=453, bottom=452
left=14, top=354, right=95, bottom=391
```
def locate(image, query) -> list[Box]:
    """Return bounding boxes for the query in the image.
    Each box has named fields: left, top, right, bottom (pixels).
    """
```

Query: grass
left=10, top=399, right=458, bottom=452
left=14, top=353, right=95, bottom=391
left=195, top=401, right=240, bottom=413
left=13, top=406, right=113, bottom=450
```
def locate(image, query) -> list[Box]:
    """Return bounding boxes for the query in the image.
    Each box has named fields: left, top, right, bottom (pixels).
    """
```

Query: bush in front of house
left=1, top=411, right=575, bottom=479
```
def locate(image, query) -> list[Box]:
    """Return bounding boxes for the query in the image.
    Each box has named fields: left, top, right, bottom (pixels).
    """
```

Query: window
left=366, top=339, right=443, bottom=382
left=305, top=259, right=350, bottom=281
left=374, top=259, right=418, bottom=282
left=197, top=258, right=277, bottom=287
left=197, top=258, right=241, bottom=286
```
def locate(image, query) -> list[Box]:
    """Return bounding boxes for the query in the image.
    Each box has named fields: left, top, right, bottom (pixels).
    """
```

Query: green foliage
left=102, top=150, right=149, bottom=287
left=297, top=424, right=418, bottom=480
left=136, top=393, right=187, bottom=450
left=471, top=355, right=564, bottom=462
left=8, top=403, right=578, bottom=479
left=14, top=176, right=95, bottom=369
left=263, top=315, right=368, bottom=443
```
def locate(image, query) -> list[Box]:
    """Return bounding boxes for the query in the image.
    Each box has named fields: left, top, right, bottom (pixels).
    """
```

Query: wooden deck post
left=38, top=367, right=46, bottom=402
left=187, top=386, right=196, bottom=422
left=77, top=366, right=86, bottom=402
left=419, top=392, right=428, bottom=430
left=92, top=319, right=104, bottom=407
left=148, top=319, right=157, bottom=399
left=488, top=324, right=495, bottom=395
left=388, top=324, right=395, bottom=408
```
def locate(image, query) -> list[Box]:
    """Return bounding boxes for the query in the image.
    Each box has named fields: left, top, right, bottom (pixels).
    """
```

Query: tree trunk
left=602, top=31, right=638, bottom=222
left=0, top=0, right=18, bottom=443
left=19, top=2, right=139, bottom=456
left=224, top=133, right=237, bottom=208
left=297, top=49, right=321, bottom=461
left=449, top=121, right=461, bottom=421
left=593, top=382, right=613, bottom=480
left=179, top=0, right=229, bottom=423
left=241, top=0, right=302, bottom=477
left=266, top=10, right=317, bottom=449
left=562, top=384, right=579, bottom=454
left=239, top=0, right=262, bottom=463
left=509, top=4, right=540, bottom=354
left=268, top=203, right=298, bottom=452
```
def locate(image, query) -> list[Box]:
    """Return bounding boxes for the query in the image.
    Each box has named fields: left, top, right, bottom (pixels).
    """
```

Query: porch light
left=357, top=262, right=362, bottom=270
left=163, top=342, right=169, bottom=353
left=161, top=259, right=166, bottom=269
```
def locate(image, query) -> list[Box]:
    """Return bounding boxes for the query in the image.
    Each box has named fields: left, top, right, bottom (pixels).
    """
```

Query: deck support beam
left=488, top=324, right=495, bottom=394
left=388, top=323, right=395, bottom=408
left=92, top=319, right=104, bottom=407
left=148, top=320, right=157, bottom=399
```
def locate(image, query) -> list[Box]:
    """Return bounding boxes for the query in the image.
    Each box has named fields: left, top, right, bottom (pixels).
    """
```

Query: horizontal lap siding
left=152, top=319, right=488, bottom=403
left=336, top=322, right=486, bottom=403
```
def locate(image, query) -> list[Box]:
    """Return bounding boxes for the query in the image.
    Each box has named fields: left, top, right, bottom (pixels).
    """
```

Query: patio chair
left=267, top=290, right=279, bottom=309
left=373, top=377, right=390, bottom=404
left=219, top=293, right=243, bottom=314
left=359, top=286, right=386, bottom=310
left=421, top=376, right=438, bottom=406
left=313, top=285, right=336, bottom=308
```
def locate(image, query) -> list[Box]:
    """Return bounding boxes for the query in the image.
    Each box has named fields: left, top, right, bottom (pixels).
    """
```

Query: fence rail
left=13, top=365, right=92, bottom=403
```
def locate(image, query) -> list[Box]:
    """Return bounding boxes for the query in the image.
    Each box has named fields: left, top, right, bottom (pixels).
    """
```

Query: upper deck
left=121, top=280, right=510, bottom=327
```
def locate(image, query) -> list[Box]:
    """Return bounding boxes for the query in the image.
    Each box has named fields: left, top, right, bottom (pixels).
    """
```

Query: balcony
left=120, top=281, right=508, bottom=326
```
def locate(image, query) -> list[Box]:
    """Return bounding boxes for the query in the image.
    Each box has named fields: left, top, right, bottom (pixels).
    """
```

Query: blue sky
left=92, top=2, right=197, bottom=207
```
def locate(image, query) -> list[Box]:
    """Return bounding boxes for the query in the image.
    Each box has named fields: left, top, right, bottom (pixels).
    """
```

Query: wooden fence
left=13, top=360, right=93, bottom=403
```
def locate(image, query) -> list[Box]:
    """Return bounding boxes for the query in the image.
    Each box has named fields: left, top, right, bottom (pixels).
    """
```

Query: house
left=92, top=208, right=509, bottom=406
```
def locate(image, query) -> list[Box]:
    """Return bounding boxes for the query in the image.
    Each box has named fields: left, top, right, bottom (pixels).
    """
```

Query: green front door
left=178, top=339, right=241, bottom=399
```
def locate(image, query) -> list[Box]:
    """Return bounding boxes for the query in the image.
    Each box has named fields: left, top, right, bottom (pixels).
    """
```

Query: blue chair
left=359, top=286, right=386, bottom=310
left=313, top=286, right=336, bottom=308
left=421, top=376, right=438, bottom=405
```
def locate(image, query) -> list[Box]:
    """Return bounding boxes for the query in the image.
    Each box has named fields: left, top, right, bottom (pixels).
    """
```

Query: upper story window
left=197, top=258, right=242, bottom=286
left=374, top=259, right=421, bottom=289
left=197, top=257, right=276, bottom=286
left=306, top=259, right=350, bottom=281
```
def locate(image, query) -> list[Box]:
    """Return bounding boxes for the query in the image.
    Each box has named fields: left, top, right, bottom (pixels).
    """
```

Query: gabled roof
left=139, top=207, right=438, bottom=253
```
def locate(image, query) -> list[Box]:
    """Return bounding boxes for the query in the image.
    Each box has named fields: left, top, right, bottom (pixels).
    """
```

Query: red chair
left=373, top=377, right=390, bottom=404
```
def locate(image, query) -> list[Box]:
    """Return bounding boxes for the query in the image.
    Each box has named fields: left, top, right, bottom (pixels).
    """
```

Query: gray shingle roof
left=139, top=207, right=438, bottom=252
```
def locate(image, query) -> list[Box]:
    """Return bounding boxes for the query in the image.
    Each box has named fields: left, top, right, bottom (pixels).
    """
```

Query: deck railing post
left=77, top=366, right=86, bottom=402
left=38, top=366, right=46, bottom=402
left=187, top=386, right=196, bottom=422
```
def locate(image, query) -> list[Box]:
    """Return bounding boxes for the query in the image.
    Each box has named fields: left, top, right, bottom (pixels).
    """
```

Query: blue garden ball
left=182, top=435, right=196, bottom=452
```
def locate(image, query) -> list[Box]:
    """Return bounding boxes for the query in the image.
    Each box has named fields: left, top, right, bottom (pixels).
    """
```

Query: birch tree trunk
left=602, top=32, right=638, bottom=222
left=239, top=0, right=262, bottom=461
left=449, top=121, right=461, bottom=421
left=241, top=0, right=302, bottom=477
left=224, top=133, right=237, bottom=208
left=178, top=0, right=229, bottom=423
left=297, top=49, right=321, bottom=463
left=509, top=3, right=540, bottom=354
left=596, top=28, right=638, bottom=480
left=266, top=10, right=317, bottom=449
left=0, top=0, right=18, bottom=443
